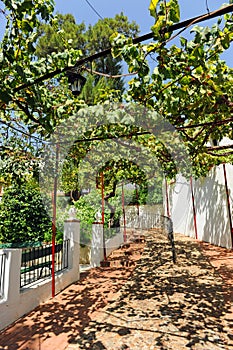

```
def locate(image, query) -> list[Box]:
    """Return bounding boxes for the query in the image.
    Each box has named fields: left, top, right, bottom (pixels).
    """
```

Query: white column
left=63, top=207, right=80, bottom=280
left=0, top=249, right=21, bottom=330
left=91, top=222, right=104, bottom=267
left=4, top=249, right=21, bottom=302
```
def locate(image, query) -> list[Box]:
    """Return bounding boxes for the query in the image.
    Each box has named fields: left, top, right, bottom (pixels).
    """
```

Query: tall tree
left=35, top=12, right=139, bottom=95
left=35, top=13, right=86, bottom=57
left=84, top=13, right=139, bottom=91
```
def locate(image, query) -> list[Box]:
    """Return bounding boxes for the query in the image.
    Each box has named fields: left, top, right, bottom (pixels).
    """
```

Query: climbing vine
left=1, top=0, right=233, bottom=188
left=110, top=0, right=233, bottom=177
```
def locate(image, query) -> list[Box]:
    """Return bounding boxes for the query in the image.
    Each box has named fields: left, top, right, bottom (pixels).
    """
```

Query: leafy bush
left=74, top=189, right=111, bottom=244
left=43, top=196, right=69, bottom=244
left=0, top=183, right=52, bottom=244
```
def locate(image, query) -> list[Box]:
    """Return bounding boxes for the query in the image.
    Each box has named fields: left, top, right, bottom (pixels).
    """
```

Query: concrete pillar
left=4, top=249, right=21, bottom=302
left=0, top=249, right=21, bottom=330
left=91, top=222, right=104, bottom=267
left=63, top=207, right=80, bottom=280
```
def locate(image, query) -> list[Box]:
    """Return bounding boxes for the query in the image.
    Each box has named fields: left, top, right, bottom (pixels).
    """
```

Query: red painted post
left=52, top=143, right=59, bottom=298
left=165, top=178, right=170, bottom=218
left=101, top=172, right=105, bottom=225
left=190, top=176, right=198, bottom=240
left=135, top=184, right=139, bottom=216
left=122, top=183, right=127, bottom=242
left=223, top=164, right=233, bottom=248
left=101, top=172, right=107, bottom=260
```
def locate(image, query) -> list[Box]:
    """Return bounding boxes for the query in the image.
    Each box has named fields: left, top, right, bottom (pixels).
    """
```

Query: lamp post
left=67, top=69, right=86, bottom=96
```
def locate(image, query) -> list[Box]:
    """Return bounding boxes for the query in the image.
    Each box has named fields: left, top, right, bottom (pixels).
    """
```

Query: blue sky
left=53, top=0, right=232, bottom=66
left=54, top=0, right=228, bottom=33
left=0, top=0, right=232, bottom=64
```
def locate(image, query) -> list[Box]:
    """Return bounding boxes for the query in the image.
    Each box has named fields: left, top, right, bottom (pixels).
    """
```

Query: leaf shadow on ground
left=71, top=233, right=232, bottom=349
left=0, top=242, right=144, bottom=350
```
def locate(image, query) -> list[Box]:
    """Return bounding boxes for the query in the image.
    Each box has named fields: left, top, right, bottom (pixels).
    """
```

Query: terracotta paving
left=0, top=230, right=232, bottom=350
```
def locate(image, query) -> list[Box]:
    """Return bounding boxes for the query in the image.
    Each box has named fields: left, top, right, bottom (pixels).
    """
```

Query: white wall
left=168, top=175, right=195, bottom=238
left=121, top=204, right=164, bottom=230
left=91, top=223, right=104, bottom=267
left=167, top=164, right=233, bottom=248
left=0, top=216, right=80, bottom=331
left=91, top=223, right=124, bottom=267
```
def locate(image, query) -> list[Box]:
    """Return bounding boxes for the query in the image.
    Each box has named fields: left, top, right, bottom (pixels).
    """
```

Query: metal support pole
left=190, top=176, right=198, bottom=240
left=165, top=178, right=170, bottom=218
left=52, top=144, right=59, bottom=298
left=122, top=183, right=127, bottom=242
left=135, top=184, right=139, bottom=216
left=101, top=172, right=107, bottom=260
left=223, top=164, right=233, bottom=248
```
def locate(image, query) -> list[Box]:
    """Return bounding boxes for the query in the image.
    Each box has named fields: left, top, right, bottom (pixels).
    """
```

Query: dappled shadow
left=0, top=230, right=232, bottom=349
left=72, top=231, right=232, bottom=349
left=0, top=242, right=144, bottom=350
left=200, top=241, right=233, bottom=304
left=194, top=169, right=232, bottom=248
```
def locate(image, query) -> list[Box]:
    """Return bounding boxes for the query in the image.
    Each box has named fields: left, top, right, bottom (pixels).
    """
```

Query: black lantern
left=67, top=69, right=86, bottom=96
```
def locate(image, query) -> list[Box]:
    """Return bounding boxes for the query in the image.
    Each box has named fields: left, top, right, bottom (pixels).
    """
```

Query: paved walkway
left=0, top=231, right=232, bottom=350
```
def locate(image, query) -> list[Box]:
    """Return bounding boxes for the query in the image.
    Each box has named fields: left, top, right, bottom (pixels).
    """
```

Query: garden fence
left=20, top=240, right=69, bottom=288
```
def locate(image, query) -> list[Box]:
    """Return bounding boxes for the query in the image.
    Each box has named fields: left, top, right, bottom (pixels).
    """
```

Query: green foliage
left=74, top=189, right=110, bottom=244
left=0, top=0, right=83, bottom=137
left=149, top=0, right=180, bottom=40
left=74, top=190, right=101, bottom=225
left=35, top=12, right=139, bottom=98
left=84, top=13, right=139, bottom=91
left=79, top=75, right=122, bottom=105
left=35, top=13, right=86, bottom=57
left=110, top=2, right=233, bottom=178
left=0, top=182, right=52, bottom=243
left=1, top=0, right=233, bottom=198
left=0, top=137, right=40, bottom=186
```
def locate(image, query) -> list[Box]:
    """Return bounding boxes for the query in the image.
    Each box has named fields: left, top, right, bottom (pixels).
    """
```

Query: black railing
left=20, top=240, right=69, bottom=288
left=0, top=252, right=6, bottom=299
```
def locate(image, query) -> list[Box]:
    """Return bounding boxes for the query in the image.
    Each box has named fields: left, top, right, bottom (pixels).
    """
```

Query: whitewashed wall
left=91, top=223, right=124, bottom=267
left=167, top=164, right=233, bottom=248
left=106, top=231, right=124, bottom=257
left=0, top=216, right=80, bottom=331
left=121, top=204, right=164, bottom=229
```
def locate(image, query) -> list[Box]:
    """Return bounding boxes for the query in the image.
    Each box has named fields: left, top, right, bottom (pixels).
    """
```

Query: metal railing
left=0, top=252, right=6, bottom=299
left=20, top=240, right=69, bottom=288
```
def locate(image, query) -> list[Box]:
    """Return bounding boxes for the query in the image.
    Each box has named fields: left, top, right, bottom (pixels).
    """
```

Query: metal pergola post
left=122, top=183, right=127, bottom=242
left=190, top=176, right=198, bottom=240
left=51, top=144, right=59, bottom=298
left=101, top=172, right=107, bottom=261
left=165, top=178, right=170, bottom=218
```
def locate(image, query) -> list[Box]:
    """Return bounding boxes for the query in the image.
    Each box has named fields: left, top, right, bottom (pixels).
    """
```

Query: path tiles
left=0, top=230, right=232, bottom=350
left=66, top=231, right=233, bottom=350
left=0, top=240, right=145, bottom=350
